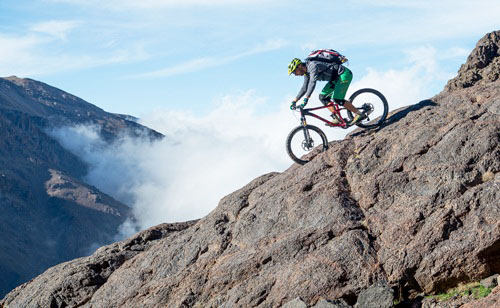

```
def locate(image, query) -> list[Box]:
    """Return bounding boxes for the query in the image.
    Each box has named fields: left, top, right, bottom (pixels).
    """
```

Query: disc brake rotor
left=301, top=139, right=314, bottom=151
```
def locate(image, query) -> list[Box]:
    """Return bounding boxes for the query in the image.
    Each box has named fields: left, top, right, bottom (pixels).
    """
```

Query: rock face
left=1, top=221, right=197, bottom=308
left=0, top=77, right=161, bottom=297
left=353, top=284, right=393, bottom=308
left=445, top=30, right=500, bottom=91
left=2, top=31, right=500, bottom=307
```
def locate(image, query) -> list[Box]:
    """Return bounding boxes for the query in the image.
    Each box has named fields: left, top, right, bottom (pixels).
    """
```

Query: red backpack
left=307, top=49, right=348, bottom=65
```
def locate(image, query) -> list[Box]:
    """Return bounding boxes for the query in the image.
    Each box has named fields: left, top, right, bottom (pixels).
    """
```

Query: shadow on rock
left=350, top=99, right=438, bottom=138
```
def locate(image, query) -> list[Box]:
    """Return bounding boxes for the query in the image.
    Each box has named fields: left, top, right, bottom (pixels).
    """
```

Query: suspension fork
left=300, top=110, right=312, bottom=146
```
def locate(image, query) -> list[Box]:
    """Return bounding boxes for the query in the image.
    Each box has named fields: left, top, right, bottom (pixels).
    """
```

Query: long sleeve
left=295, top=74, right=309, bottom=100
left=295, top=62, right=319, bottom=100
left=304, top=62, right=318, bottom=98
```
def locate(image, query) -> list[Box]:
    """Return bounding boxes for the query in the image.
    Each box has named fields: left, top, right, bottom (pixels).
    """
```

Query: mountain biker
left=288, top=58, right=366, bottom=125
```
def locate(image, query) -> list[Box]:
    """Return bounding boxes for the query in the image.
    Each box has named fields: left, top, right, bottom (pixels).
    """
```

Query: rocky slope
left=2, top=31, right=499, bottom=307
left=0, top=77, right=161, bottom=297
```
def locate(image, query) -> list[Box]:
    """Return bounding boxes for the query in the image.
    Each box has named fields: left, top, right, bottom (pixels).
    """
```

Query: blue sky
left=1, top=0, right=499, bottom=117
left=2, top=1, right=500, bottom=227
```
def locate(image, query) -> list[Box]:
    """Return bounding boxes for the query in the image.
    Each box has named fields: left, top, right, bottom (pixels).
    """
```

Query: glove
left=290, top=101, right=297, bottom=110
left=299, top=97, right=309, bottom=108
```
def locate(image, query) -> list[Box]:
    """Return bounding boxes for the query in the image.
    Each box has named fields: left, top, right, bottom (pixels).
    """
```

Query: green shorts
left=320, top=67, right=352, bottom=103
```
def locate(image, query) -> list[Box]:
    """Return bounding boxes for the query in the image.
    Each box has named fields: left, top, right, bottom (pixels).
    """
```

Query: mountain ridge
left=0, top=76, right=163, bottom=141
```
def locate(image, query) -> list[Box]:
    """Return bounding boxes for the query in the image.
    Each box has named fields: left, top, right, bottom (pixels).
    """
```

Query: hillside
left=0, top=76, right=162, bottom=140
left=1, top=31, right=499, bottom=307
left=0, top=77, right=161, bottom=297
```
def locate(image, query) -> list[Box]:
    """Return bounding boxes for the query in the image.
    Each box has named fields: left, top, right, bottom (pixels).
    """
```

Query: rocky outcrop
left=2, top=31, right=500, bottom=307
left=1, top=221, right=197, bottom=308
left=45, top=169, right=129, bottom=216
left=345, top=80, right=500, bottom=296
left=445, top=30, right=500, bottom=91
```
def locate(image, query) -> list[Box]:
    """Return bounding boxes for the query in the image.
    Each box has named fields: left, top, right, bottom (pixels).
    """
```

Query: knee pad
left=319, top=94, right=330, bottom=106
left=334, top=99, right=347, bottom=106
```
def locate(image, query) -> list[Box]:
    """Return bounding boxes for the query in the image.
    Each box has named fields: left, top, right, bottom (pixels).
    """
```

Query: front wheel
left=286, top=125, right=328, bottom=165
left=347, top=88, right=389, bottom=128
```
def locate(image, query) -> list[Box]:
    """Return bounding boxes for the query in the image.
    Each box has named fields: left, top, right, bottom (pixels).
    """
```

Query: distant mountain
left=2, top=31, right=499, bottom=307
left=0, top=76, right=162, bottom=141
left=0, top=76, right=161, bottom=297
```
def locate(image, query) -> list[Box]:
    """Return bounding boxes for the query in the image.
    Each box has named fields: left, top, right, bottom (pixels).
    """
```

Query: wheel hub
left=301, top=139, right=314, bottom=151
left=362, top=103, right=374, bottom=115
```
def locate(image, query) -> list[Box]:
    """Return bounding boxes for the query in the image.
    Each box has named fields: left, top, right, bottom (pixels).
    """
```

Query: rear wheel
left=286, top=125, right=328, bottom=165
left=347, top=88, right=389, bottom=128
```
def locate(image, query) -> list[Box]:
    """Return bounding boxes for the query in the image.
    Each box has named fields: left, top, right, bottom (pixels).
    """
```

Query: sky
left=2, top=0, right=499, bottom=235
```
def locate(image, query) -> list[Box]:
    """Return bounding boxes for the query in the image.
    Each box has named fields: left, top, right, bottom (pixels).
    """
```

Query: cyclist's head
left=288, top=58, right=302, bottom=75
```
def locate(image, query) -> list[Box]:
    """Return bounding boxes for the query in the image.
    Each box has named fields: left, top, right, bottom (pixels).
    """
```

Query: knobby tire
left=286, top=125, right=328, bottom=165
left=346, top=88, right=389, bottom=128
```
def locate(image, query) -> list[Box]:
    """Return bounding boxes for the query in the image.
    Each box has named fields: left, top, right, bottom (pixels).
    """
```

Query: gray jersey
left=295, top=60, right=345, bottom=100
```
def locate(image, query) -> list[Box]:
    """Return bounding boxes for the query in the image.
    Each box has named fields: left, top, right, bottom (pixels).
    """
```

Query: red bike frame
left=298, top=102, right=349, bottom=128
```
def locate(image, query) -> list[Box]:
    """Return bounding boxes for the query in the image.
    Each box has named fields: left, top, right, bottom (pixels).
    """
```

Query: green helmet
left=288, top=58, right=302, bottom=75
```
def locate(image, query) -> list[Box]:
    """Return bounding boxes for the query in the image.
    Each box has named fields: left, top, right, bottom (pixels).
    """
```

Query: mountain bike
left=286, top=88, right=389, bottom=165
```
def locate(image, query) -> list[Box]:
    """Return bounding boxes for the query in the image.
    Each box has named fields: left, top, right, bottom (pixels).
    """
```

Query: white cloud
left=48, top=91, right=296, bottom=237
left=133, top=39, right=288, bottom=78
left=49, top=0, right=276, bottom=9
left=441, top=47, right=470, bottom=60
left=0, top=34, right=40, bottom=66
left=133, top=57, right=217, bottom=78
left=351, top=68, right=428, bottom=112
left=122, top=0, right=274, bottom=8
left=30, top=20, right=80, bottom=40
left=305, top=1, right=500, bottom=49
left=0, top=30, right=150, bottom=77
left=349, top=46, right=447, bottom=112
left=3, top=1, right=490, bottom=81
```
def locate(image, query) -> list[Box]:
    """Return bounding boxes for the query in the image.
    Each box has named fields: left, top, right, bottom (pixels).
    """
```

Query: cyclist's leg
left=335, top=68, right=366, bottom=124
left=319, top=81, right=336, bottom=113
left=333, top=68, right=358, bottom=113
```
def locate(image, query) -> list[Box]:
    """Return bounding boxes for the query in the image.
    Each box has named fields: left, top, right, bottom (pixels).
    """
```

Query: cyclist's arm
left=304, top=63, right=318, bottom=99
left=294, top=74, right=309, bottom=102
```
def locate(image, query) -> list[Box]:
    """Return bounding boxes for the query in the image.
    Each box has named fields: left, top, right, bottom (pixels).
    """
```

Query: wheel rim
left=288, top=127, right=325, bottom=162
left=348, top=89, right=388, bottom=126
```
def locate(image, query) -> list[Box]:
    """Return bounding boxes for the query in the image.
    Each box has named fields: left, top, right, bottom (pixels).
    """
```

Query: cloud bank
left=49, top=91, right=295, bottom=238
